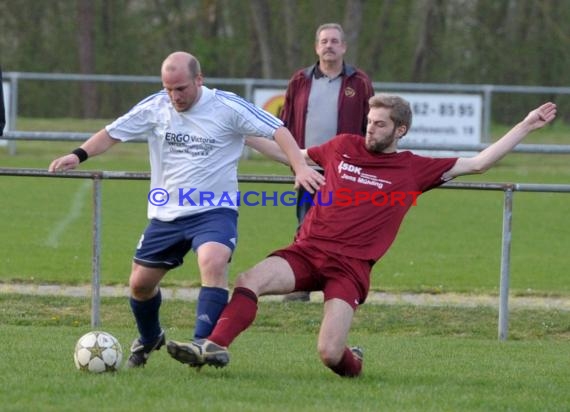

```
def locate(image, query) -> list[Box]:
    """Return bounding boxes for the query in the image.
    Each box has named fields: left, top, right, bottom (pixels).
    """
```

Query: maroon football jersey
left=298, top=134, right=458, bottom=261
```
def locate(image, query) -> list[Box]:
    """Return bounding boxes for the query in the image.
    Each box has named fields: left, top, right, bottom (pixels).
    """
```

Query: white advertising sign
left=253, top=88, right=286, bottom=118
left=399, top=93, right=482, bottom=144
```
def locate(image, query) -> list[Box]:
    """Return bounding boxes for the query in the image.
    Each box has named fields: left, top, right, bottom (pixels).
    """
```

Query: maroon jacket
left=279, top=62, right=374, bottom=148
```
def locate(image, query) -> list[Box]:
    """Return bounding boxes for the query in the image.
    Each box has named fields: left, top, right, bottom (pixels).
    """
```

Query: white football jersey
left=106, top=86, right=282, bottom=221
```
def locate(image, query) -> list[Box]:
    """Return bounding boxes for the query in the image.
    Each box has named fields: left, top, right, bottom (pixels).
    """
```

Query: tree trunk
left=77, top=0, right=97, bottom=117
left=411, top=0, right=439, bottom=82
left=343, top=0, right=363, bottom=64
left=368, top=0, right=395, bottom=76
left=249, top=0, right=273, bottom=78
left=282, top=0, right=300, bottom=74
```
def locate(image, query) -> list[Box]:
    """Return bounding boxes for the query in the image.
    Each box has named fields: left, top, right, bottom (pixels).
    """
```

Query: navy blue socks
left=194, top=286, right=229, bottom=339
left=130, top=289, right=162, bottom=344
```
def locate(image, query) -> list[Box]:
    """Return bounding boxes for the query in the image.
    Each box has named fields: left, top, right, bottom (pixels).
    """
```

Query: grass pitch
left=1, top=294, right=570, bottom=412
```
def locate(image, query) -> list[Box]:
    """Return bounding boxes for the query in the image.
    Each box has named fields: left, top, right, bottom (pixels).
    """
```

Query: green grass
left=0, top=118, right=569, bottom=295
left=1, top=294, right=570, bottom=412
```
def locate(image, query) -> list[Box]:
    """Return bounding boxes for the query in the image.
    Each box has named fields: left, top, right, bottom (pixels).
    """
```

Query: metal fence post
left=498, top=186, right=514, bottom=341
left=91, top=174, right=102, bottom=328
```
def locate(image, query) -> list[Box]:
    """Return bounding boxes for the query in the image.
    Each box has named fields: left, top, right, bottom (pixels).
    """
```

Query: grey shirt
left=304, top=73, right=342, bottom=148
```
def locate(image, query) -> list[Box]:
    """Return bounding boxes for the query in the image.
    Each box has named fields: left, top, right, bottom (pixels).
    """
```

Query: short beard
left=365, top=129, right=398, bottom=153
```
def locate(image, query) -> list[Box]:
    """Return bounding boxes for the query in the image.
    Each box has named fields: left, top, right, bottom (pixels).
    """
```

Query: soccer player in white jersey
left=48, top=51, right=324, bottom=368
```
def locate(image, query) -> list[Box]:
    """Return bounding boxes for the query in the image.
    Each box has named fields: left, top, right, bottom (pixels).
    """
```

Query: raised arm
left=443, top=102, right=557, bottom=180
left=48, top=129, right=119, bottom=172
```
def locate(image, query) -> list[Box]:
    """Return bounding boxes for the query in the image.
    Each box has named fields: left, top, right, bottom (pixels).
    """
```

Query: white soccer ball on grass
left=74, top=331, right=123, bottom=373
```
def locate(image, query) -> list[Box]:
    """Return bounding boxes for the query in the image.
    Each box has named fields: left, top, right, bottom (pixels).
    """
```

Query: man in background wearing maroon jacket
left=280, top=23, right=374, bottom=302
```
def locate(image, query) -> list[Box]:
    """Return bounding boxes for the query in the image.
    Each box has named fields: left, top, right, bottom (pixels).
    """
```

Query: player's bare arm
left=443, top=102, right=557, bottom=180
left=48, top=129, right=119, bottom=172
left=252, top=128, right=324, bottom=192
left=245, top=136, right=315, bottom=166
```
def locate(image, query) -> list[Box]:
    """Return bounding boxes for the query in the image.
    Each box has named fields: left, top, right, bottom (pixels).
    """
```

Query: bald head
left=161, top=51, right=202, bottom=79
left=161, top=51, right=204, bottom=112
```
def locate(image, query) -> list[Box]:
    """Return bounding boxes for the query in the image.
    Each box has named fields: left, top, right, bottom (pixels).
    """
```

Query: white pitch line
left=45, top=180, right=91, bottom=247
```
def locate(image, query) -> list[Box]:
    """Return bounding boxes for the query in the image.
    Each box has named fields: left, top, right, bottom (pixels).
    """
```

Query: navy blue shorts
left=133, top=208, right=238, bottom=269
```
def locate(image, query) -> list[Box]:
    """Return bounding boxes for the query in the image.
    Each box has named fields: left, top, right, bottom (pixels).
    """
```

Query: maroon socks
left=329, top=347, right=362, bottom=378
left=208, top=287, right=258, bottom=347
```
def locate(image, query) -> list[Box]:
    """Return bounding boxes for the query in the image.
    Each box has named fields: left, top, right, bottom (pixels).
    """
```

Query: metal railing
left=5, top=71, right=570, bottom=142
left=1, top=167, right=569, bottom=340
left=3, top=131, right=570, bottom=154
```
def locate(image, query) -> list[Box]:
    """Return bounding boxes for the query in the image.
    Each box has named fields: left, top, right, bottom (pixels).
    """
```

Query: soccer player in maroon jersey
left=167, top=94, right=557, bottom=378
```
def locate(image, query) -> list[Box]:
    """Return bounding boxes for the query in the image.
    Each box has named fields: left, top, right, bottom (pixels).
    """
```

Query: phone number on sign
left=412, top=102, right=476, bottom=117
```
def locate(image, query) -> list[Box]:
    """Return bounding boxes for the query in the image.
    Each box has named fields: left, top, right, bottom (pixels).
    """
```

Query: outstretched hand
left=524, top=102, right=557, bottom=130
left=294, top=165, right=325, bottom=193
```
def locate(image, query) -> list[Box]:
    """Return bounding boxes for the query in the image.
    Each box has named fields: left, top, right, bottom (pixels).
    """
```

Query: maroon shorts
left=270, top=240, right=372, bottom=309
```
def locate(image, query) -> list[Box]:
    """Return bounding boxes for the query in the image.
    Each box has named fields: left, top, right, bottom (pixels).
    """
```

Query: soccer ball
left=74, top=331, right=123, bottom=373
